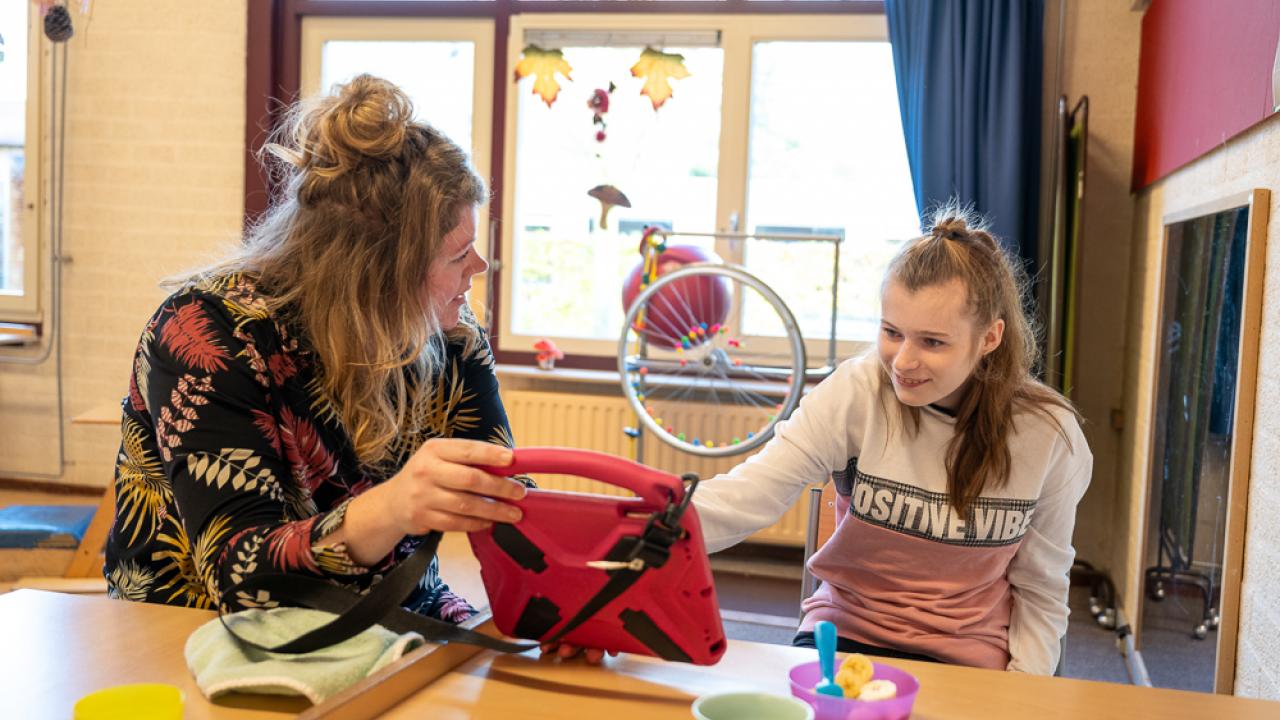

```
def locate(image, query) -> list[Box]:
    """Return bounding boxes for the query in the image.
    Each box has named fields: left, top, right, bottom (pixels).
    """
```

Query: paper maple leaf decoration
left=630, top=47, right=691, bottom=110
left=514, top=45, right=573, bottom=107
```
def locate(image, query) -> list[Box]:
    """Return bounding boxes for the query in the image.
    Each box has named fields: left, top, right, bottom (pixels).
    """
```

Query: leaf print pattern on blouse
left=106, top=558, right=156, bottom=602
left=389, top=358, right=479, bottom=459
left=160, top=300, right=231, bottom=373
left=186, top=448, right=282, bottom=498
left=156, top=374, right=212, bottom=463
left=131, top=315, right=159, bottom=414
left=279, top=407, right=337, bottom=495
left=265, top=516, right=323, bottom=574
left=116, top=417, right=172, bottom=544
left=252, top=409, right=283, bottom=455
left=152, top=513, right=231, bottom=609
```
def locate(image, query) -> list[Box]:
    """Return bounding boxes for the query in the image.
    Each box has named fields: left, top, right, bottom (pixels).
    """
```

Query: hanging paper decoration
left=630, top=47, right=691, bottom=111
left=513, top=45, right=573, bottom=108
left=587, top=185, right=630, bottom=231
left=587, top=83, right=615, bottom=143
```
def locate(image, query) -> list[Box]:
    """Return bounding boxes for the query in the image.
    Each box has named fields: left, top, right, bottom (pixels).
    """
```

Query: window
left=498, top=14, right=919, bottom=362
left=509, top=37, right=723, bottom=342
left=744, top=40, right=918, bottom=343
left=0, top=1, right=41, bottom=318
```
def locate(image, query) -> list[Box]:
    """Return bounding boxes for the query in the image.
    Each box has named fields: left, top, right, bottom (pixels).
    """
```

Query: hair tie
left=931, top=226, right=965, bottom=242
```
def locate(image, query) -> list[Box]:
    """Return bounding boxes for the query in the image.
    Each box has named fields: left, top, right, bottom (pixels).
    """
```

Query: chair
left=797, top=480, right=1066, bottom=675
left=799, top=481, right=837, bottom=608
left=10, top=481, right=114, bottom=593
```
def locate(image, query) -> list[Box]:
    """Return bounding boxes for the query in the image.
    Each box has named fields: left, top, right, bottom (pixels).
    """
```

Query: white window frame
left=0, top=10, right=47, bottom=321
left=299, top=16, right=496, bottom=318
left=498, top=13, right=891, bottom=363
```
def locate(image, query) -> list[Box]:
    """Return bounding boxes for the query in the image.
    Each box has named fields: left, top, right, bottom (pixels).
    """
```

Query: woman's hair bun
left=271, top=74, right=416, bottom=179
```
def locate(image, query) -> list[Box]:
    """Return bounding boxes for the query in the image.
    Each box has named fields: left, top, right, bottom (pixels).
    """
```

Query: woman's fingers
left=434, top=487, right=522, bottom=524
left=424, top=437, right=513, bottom=467
left=432, top=467, right=525, bottom=501
left=541, top=643, right=611, bottom=665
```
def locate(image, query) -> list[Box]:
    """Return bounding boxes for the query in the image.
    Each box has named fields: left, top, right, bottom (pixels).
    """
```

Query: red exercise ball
left=621, top=244, right=729, bottom=349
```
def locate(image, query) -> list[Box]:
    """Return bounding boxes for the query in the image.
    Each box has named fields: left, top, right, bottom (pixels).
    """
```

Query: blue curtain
left=886, top=0, right=1045, bottom=269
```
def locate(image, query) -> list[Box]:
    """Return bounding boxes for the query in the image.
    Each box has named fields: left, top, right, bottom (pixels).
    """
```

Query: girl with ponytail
left=694, top=204, right=1091, bottom=675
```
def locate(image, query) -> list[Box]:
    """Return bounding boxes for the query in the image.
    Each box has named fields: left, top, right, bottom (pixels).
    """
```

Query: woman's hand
left=331, top=438, right=525, bottom=565
left=540, top=642, right=618, bottom=665
left=382, top=438, right=525, bottom=534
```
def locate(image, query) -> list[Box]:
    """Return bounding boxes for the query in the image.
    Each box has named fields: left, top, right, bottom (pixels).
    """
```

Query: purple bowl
left=788, top=660, right=918, bottom=720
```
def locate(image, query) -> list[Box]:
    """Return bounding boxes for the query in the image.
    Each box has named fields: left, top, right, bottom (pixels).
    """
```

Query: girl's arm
left=693, top=363, right=858, bottom=552
left=1005, top=442, right=1092, bottom=674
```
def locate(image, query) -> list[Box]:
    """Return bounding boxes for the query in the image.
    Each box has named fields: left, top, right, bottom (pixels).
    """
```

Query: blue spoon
left=815, top=620, right=844, bottom=698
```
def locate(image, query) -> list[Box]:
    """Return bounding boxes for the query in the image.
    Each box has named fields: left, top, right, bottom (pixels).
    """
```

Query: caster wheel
left=1208, top=611, right=1220, bottom=629
left=1193, top=624, right=1208, bottom=640
left=1097, top=609, right=1116, bottom=629
left=1152, top=583, right=1166, bottom=601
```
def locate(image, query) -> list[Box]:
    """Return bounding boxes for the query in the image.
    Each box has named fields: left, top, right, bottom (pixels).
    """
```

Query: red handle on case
left=478, top=447, right=684, bottom=508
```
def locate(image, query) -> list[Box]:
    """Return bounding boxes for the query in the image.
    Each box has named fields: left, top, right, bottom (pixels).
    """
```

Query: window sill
left=495, top=361, right=804, bottom=400
left=496, top=363, right=624, bottom=396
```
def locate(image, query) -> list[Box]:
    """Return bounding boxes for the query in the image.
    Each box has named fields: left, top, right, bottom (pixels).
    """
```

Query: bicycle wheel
left=618, top=263, right=806, bottom=458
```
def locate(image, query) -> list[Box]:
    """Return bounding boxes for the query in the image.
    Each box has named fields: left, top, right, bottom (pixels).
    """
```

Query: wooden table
left=5, top=590, right=1280, bottom=720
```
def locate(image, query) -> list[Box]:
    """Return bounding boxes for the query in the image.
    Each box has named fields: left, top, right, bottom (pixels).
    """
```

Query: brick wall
left=0, top=1, right=246, bottom=486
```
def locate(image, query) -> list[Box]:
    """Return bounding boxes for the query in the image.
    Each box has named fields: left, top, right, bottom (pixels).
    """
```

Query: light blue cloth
left=184, top=607, right=424, bottom=704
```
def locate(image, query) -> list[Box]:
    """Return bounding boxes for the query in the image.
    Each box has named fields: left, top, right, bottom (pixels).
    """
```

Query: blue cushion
left=0, top=504, right=96, bottom=549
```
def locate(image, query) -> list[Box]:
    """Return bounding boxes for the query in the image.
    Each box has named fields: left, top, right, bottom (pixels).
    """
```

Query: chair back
left=799, top=481, right=838, bottom=603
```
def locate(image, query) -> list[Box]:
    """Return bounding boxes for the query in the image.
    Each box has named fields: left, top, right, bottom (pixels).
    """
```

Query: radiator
left=501, top=389, right=812, bottom=546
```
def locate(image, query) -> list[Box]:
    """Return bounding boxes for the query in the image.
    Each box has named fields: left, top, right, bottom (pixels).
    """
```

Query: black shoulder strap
left=217, top=531, right=536, bottom=655
left=540, top=473, right=700, bottom=647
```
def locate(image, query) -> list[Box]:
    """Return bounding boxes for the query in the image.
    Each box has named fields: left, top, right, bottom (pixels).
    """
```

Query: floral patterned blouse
left=104, top=273, right=513, bottom=623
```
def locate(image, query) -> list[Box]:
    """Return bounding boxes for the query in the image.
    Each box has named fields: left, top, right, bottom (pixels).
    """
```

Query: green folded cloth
left=184, top=607, right=425, bottom=704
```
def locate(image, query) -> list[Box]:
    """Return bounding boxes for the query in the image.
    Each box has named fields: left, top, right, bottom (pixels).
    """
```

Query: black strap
left=541, top=473, right=700, bottom=647
left=217, top=531, right=536, bottom=655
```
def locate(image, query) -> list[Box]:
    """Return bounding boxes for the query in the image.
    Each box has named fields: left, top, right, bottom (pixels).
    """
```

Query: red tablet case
left=470, top=447, right=727, bottom=665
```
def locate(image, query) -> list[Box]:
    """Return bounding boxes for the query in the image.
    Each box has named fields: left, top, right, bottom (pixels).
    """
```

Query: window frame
left=0, top=9, right=46, bottom=321
left=253, top=0, right=887, bottom=369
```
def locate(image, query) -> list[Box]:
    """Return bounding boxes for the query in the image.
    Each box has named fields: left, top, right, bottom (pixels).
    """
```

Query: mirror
left=1139, top=189, right=1268, bottom=692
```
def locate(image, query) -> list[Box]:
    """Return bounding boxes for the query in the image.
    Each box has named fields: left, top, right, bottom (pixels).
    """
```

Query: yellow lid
left=73, top=683, right=184, bottom=720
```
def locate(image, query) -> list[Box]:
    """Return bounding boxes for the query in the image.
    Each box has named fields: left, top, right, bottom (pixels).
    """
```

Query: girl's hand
left=540, top=642, right=618, bottom=665
left=383, top=438, right=526, bottom=535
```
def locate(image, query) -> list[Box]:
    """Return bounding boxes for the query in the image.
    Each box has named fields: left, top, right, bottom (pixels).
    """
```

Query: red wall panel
left=1132, top=0, right=1280, bottom=190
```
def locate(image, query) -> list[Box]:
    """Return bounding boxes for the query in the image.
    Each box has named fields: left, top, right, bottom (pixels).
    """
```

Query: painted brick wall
left=1126, top=113, right=1280, bottom=698
left=0, top=2, right=247, bottom=486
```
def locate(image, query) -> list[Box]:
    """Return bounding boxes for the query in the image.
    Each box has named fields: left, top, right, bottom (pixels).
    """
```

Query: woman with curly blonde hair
left=105, top=75, right=522, bottom=625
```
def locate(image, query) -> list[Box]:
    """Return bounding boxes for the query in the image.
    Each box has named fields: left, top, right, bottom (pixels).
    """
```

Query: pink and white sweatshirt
left=693, top=353, right=1092, bottom=675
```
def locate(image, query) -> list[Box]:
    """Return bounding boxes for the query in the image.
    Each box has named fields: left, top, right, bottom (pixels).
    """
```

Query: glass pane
left=511, top=45, right=722, bottom=341
left=320, top=40, right=475, bottom=151
left=0, top=0, right=27, bottom=294
left=744, top=41, right=918, bottom=343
